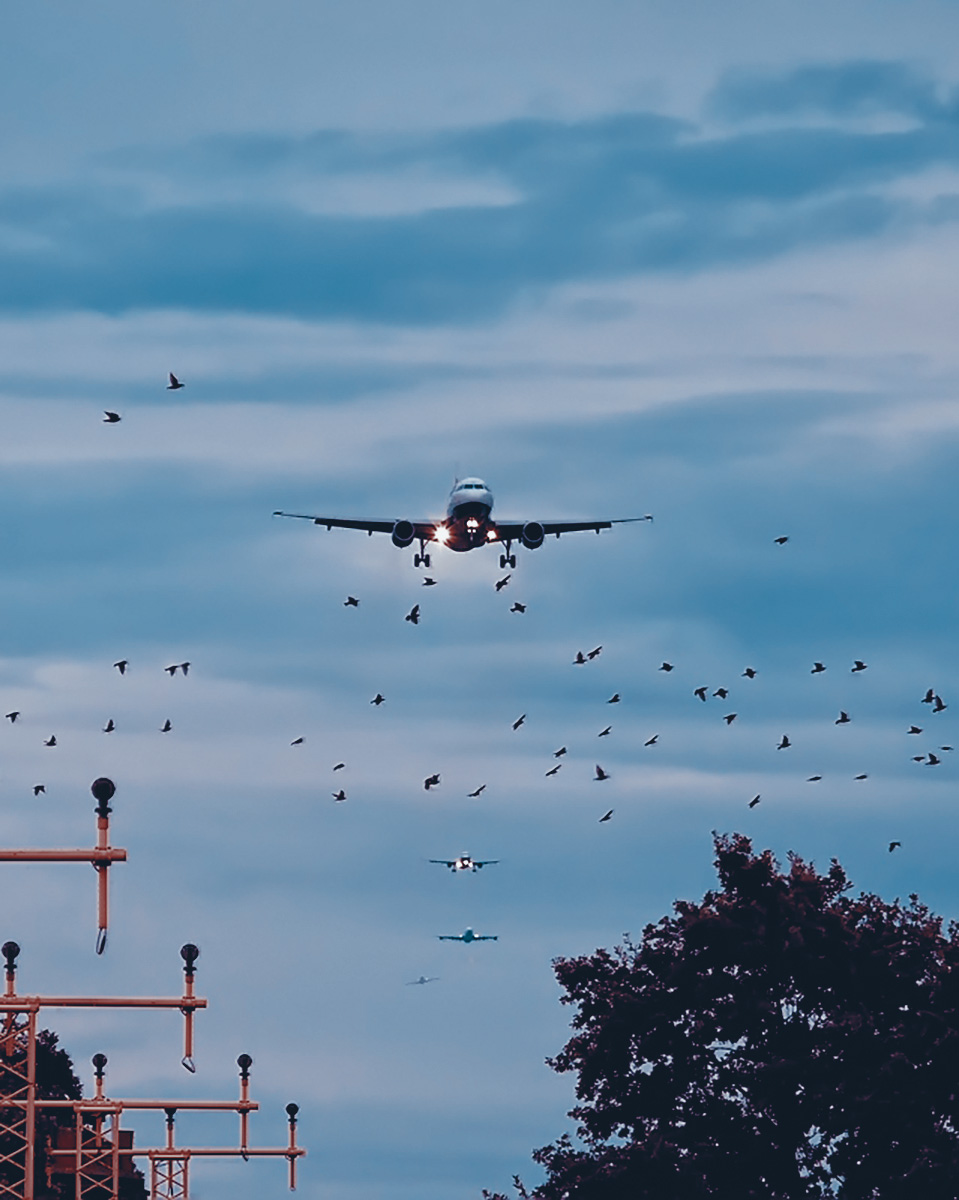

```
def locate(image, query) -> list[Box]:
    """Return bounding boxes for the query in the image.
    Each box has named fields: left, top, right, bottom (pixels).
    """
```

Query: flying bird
left=333, top=762, right=345, bottom=771
left=103, top=719, right=115, bottom=733
left=594, top=764, right=610, bottom=781
left=644, top=734, right=659, bottom=746
left=545, top=764, right=562, bottom=777
left=344, top=596, right=359, bottom=607
left=406, top=976, right=439, bottom=986
left=933, top=695, right=947, bottom=713
left=927, top=753, right=941, bottom=766
left=467, top=785, right=486, bottom=797
left=724, top=713, right=737, bottom=725
left=742, top=667, right=757, bottom=678
left=713, top=688, right=729, bottom=699
left=405, top=605, right=420, bottom=625
left=908, top=726, right=922, bottom=735
left=773, top=536, right=788, bottom=545
left=371, top=694, right=385, bottom=706
left=512, top=714, right=526, bottom=731
left=164, top=664, right=179, bottom=676
left=44, top=735, right=56, bottom=747
left=160, top=720, right=172, bottom=733
left=851, top=660, right=868, bottom=673
left=573, top=651, right=587, bottom=665
left=912, top=756, right=926, bottom=763
left=290, top=737, right=304, bottom=745
left=888, top=841, right=901, bottom=853
left=922, top=688, right=935, bottom=704
left=495, top=575, right=511, bottom=592
left=179, top=662, right=190, bottom=675
left=694, top=686, right=708, bottom=702
left=854, top=774, right=868, bottom=780
left=599, top=809, right=614, bottom=823
left=659, top=662, right=674, bottom=672
left=332, top=790, right=347, bottom=802
left=33, top=785, right=45, bottom=796
left=811, top=662, right=826, bottom=674
left=103, top=411, right=121, bottom=423
left=598, top=726, right=612, bottom=737
left=607, top=694, right=620, bottom=704
left=807, top=776, right=822, bottom=782
left=422, top=578, right=437, bottom=587
left=424, top=774, right=441, bottom=790
left=167, top=372, right=184, bottom=390
left=835, top=711, right=851, bottom=725
left=748, top=794, right=761, bottom=807
left=510, top=602, right=527, bottom=613
left=113, top=660, right=128, bottom=674
left=554, top=747, right=567, bottom=758
left=777, top=735, right=791, bottom=750
left=5, top=712, right=19, bottom=723
left=587, top=646, right=603, bottom=660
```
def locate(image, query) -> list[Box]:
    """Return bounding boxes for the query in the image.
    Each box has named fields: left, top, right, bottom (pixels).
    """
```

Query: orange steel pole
left=237, top=1054, right=252, bottom=1152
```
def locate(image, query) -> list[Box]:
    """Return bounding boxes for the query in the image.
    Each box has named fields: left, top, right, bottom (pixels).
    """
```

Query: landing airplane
left=274, top=477, right=650, bottom=569
left=437, top=928, right=498, bottom=943
left=429, top=855, right=499, bottom=873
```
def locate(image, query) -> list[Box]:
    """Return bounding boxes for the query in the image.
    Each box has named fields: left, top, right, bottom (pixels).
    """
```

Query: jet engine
left=520, top=521, right=545, bottom=549
left=391, top=520, right=416, bottom=548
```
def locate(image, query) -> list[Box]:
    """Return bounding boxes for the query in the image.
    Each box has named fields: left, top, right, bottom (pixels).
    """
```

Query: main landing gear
left=499, top=542, right=516, bottom=570
left=414, top=539, right=431, bottom=569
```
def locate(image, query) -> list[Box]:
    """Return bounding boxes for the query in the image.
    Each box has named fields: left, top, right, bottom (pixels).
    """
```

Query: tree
left=487, top=833, right=959, bottom=1200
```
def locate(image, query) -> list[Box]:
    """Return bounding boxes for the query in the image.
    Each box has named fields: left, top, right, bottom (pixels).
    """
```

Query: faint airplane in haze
left=437, top=928, right=498, bottom=943
left=274, top=477, right=649, bottom=569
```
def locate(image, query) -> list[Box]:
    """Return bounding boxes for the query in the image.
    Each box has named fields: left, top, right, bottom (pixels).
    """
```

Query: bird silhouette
left=332, top=790, right=347, bottom=802
left=44, top=736, right=56, bottom=747
left=835, top=711, right=851, bottom=725
left=607, top=693, right=620, bottom=704
left=103, top=411, right=121, bottom=423
left=103, top=719, right=115, bottom=733
left=724, top=713, right=737, bottom=725
left=713, top=688, right=729, bottom=699
left=113, top=660, right=128, bottom=674
left=811, top=662, right=826, bottom=674
left=888, top=841, right=901, bottom=852
left=742, top=667, right=757, bottom=678
left=424, top=774, right=441, bottom=790
left=933, top=695, right=947, bottom=713
left=573, top=651, right=587, bottom=665
left=599, top=809, right=614, bottom=822
left=545, top=764, right=562, bottom=777
left=908, top=726, right=923, bottom=735
left=344, top=596, right=359, bottom=607
left=510, top=602, right=527, bottom=613
left=587, top=646, right=603, bottom=660
left=777, top=735, right=791, bottom=749
left=422, top=578, right=437, bottom=587
left=598, top=726, right=612, bottom=737
left=554, top=747, right=567, bottom=758
left=405, top=605, right=420, bottom=625
left=290, top=737, right=304, bottom=745
left=467, top=785, right=487, bottom=797
left=164, top=664, right=179, bottom=676
left=5, top=712, right=19, bottom=723
left=912, top=756, right=926, bottom=763
left=659, top=662, right=674, bottom=672
left=922, top=688, right=935, bottom=704
left=167, top=372, right=184, bottom=390
left=644, top=734, right=659, bottom=746
left=512, top=714, right=526, bottom=731
left=495, top=575, right=511, bottom=592
left=807, top=775, right=822, bottom=782
left=180, top=662, right=190, bottom=675
left=160, top=720, right=172, bottom=733
left=851, top=660, right=867, bottom=673
left=748, top=794, right=761, bottom=808
left=854, top=774, right=868, bottom=780
left=594, top=764, right=610, bottom=781
left=333, top=762, right=345, bottom=771
left=371, top=694, right=385, bottom=706
left=694, top=686, right=708, bottom=702
left=774, top=536, right=788, bottom=545
left=927, top=753, right=941, bottom=766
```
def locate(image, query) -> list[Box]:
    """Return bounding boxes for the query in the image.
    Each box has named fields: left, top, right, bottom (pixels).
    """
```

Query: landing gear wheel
left=499, top=554, right=507, bottom=569
left=414, top=553, right=422, bottom=568
left=509, top=555, right=517, bottom=568
left=422, top=554, right=431, bottom=569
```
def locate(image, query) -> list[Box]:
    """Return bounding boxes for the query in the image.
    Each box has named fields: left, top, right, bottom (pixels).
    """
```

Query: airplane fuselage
left=441, top=478, right=496, bottom=553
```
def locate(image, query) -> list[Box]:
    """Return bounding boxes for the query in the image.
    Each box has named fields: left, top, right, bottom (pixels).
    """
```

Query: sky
left=3, top=3, right=959, bottom=1197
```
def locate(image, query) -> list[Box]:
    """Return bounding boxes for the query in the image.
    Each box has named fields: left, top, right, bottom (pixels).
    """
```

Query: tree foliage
left=488, top=833, right=959, bottom=1200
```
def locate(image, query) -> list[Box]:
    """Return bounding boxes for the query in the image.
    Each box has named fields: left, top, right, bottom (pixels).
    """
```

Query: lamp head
left=237, top=1053, right=253, bottom=1079
left=180, top=943, right=199, bottom=976
left=286, top=1102, right=299, bottom=1123
left=91, top=777, right=116, bottom=816
left=92, top=1053, right=107, bottom=1079
left=2, top=942, right=20, bottom=973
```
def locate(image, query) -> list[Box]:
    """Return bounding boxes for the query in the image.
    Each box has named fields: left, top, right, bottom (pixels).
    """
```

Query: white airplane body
left=437, top=927, right=498, bottom=943
left=274, top=477, right=648, bottom=569
left=429, top=854, right=499, bottom=873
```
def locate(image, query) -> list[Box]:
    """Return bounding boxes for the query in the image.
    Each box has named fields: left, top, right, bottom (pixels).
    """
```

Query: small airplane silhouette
left=437, top=928, right=497, bottom=943
left=406, top=976, right=439, bottom=986
left=429, top=855, right=499, bottom=873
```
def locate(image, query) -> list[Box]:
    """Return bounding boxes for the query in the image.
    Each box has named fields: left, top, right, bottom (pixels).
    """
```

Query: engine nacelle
left=521, top=521, right=545, bottom=550
left=391, top=519, right=416, bottom=548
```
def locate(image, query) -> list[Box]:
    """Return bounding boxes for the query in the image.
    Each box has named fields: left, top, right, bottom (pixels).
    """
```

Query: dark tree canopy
left=488, top=833, right=959, bottom=1200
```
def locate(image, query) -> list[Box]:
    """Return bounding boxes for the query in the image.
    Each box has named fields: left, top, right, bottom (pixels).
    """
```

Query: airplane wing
left=474, top=861, right=499, bottom=868
left=273, top=512, right=437, bottom=537
left=437, top=935, right=464, bottom=941
left=495, top=517, right=650, bottom=539
left=429, top=860, right=456, bottom=868
left=474, top=935, right=498, bottom=940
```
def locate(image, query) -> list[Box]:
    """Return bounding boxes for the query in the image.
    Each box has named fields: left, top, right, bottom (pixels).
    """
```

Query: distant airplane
left=274, top=477, right=649, bottom=569
left=437, top=928, right=498, bottom=943
left=429, top=855, right=499, bottom=873
left=406, top=976, right=440, bottom=986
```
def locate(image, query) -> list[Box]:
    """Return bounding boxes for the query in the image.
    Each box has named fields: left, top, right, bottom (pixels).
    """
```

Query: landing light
left=486, top=529, right=498, bottom=541
left=466, top=518, right=479, bottom=530
left=434, top=525, right=450, bottom=543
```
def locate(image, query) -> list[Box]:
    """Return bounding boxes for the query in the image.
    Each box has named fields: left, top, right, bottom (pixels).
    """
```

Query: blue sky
left=4, top=4, right=959, bottom=1198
